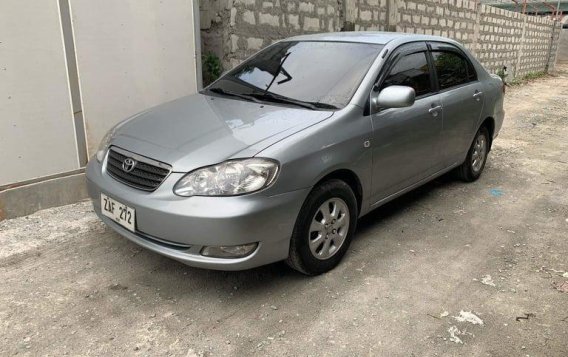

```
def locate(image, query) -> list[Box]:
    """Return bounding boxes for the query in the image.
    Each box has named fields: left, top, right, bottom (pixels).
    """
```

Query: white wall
left=70, top=0, right=201, bottom=156
left=0, top=0, right=200, bottom=187
left=0, top=0, right=80, bottom=185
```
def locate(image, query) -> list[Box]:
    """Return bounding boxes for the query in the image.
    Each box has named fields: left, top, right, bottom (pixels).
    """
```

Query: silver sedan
left=86, top=32, right=505, bottom=275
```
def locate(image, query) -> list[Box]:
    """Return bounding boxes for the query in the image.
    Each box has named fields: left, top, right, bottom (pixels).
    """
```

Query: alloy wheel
left=471, top=133, right=487, bottom=173
left=308, top=198, right=350, bottom=260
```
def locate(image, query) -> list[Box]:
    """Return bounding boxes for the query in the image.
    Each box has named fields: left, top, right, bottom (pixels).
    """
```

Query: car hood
left=111, top=93, right=334, bottom=172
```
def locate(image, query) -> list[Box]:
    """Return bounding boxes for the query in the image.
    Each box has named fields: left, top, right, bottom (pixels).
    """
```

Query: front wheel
left=286, top=179, right=358, bottom=275
left=456, top=126, right=490, bottom=182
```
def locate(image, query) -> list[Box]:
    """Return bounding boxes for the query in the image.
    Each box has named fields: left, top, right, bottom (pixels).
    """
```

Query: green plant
left=202, top=52, right=223, bottom=86
left=496, top=67, right=508, bottom=83
left=508, top=71, right=548, bottom=86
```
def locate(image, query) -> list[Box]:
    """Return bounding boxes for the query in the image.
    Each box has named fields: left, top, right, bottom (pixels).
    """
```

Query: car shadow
left=357, top=173, right=456, bottom=235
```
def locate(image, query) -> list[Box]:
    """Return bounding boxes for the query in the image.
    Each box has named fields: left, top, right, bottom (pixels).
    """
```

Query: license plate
left=101, top=193, right=136, bottom=232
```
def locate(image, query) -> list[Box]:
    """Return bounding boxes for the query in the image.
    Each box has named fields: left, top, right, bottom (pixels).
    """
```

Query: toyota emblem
left=122, top=158, right=137, bottom=172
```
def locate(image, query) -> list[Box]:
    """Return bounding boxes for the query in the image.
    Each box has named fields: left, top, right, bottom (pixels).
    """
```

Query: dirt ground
left=1, top=65, right=568, bottom=357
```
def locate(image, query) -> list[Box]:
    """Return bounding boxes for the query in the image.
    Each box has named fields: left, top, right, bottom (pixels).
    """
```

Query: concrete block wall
left=346, top=0, right=388, bottom=31
left=200, top=0, right=561, bottom=80
left=396, top=0, right=478, bottom=51
left=228, top=0, right=344, bottom=68
left=477, top=4, right=525, bottom=76
left=520, top=15, right=559, bottom=75
left=200, top=0, right=344, bottom=70
left=199, top=0, right=234, bottom=69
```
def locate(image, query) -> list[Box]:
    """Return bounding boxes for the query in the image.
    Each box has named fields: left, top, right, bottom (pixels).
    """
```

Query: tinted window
left=432, top=51, right=475, bottom=90
left=466, top=57, right=477, bottom=81
left=381, top=52, right=432, bottom=97
left=209, top=41, right=383, bottom=108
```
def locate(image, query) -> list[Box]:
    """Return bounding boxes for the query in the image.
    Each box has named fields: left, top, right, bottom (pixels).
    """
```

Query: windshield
left=206, top=41, right=384, bottom=109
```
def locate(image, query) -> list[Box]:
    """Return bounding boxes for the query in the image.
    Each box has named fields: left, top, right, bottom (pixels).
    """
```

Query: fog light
left=201, top=243, right=258, bottom=258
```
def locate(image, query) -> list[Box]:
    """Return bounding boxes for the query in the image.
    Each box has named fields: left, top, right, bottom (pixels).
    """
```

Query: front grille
left=106, top=147, right=171, bottom=191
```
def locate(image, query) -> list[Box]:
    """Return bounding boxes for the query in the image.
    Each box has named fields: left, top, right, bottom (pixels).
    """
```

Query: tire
left=286, top=179, right=358, bottom=275
left=456, top=126, right=490, bottom=182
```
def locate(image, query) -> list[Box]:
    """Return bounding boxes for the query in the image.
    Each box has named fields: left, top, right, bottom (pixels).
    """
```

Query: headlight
left=94, top=112, right=144, bottom=162
left=173, top=158, right=279, bottom=197
left=95, top=129, right=115, bottom=162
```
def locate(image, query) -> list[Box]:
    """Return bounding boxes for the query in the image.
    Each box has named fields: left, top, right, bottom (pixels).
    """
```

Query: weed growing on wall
left=202, top=53, right=223, bottom=86
left=496, top=66, right=508, bottom=84
left=509, top=71, right=548, bottom=86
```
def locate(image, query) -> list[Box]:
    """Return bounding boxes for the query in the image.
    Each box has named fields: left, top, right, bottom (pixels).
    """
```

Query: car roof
left=285, top=31, right=452, bottom=45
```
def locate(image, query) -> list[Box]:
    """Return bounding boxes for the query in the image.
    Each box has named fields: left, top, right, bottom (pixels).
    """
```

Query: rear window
left=432, top=51, right=476, bottom=90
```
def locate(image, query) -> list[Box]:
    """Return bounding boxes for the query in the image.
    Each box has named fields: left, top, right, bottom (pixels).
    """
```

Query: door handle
left=429, top=105, right=443, bottom=116
left=473, top=91, right=483, bottom=101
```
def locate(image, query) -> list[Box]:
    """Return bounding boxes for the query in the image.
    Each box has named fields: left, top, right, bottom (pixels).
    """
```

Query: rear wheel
left=456, top=126, right=490, bottom=182
left=286, top=179, right=358, bottom=275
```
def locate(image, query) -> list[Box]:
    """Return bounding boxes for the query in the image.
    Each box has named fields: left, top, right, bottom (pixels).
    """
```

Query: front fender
left=257, top=106, right=373, bottom=214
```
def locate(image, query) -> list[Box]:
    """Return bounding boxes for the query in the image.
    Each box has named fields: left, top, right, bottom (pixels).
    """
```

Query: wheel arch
left=313, top=169, right=363, bottom=215
left=480, top=116, right=495, bottom=150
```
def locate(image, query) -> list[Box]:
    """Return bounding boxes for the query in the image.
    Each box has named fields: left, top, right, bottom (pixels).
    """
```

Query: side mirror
left=373, top=85, right=416, bottom=110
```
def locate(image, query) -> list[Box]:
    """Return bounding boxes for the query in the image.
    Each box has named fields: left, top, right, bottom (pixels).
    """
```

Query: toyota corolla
left=86, top=32, right=505, bottom=275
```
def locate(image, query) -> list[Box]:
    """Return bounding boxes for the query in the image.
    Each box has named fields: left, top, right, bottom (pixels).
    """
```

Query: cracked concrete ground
left=1, top=65, right=568, bottom=356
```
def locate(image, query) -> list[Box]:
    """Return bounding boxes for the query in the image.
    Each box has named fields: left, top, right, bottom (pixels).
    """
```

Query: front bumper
left=86, top=159, right=309, bottom=270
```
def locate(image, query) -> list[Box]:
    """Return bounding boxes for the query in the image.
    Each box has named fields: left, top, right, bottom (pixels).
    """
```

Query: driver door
left=370, top=43, right=444, bottom=204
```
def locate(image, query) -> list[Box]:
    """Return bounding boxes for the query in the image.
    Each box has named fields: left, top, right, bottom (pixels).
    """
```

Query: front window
left=207, top=41, right=384, bottom=109
left=380, top=52, right=433, bottom=97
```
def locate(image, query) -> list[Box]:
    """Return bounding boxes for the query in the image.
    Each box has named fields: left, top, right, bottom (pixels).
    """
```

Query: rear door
left=370, top=42, right=444, bottom=203
left=428, top=42, right=484, bottom=166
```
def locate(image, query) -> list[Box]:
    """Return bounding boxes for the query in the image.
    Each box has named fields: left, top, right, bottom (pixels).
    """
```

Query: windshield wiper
left=207, top=87, right=262, bottom=103
left=208, top=87, right=338, bottom=110
left=249, top=92, right=339, bottom=111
